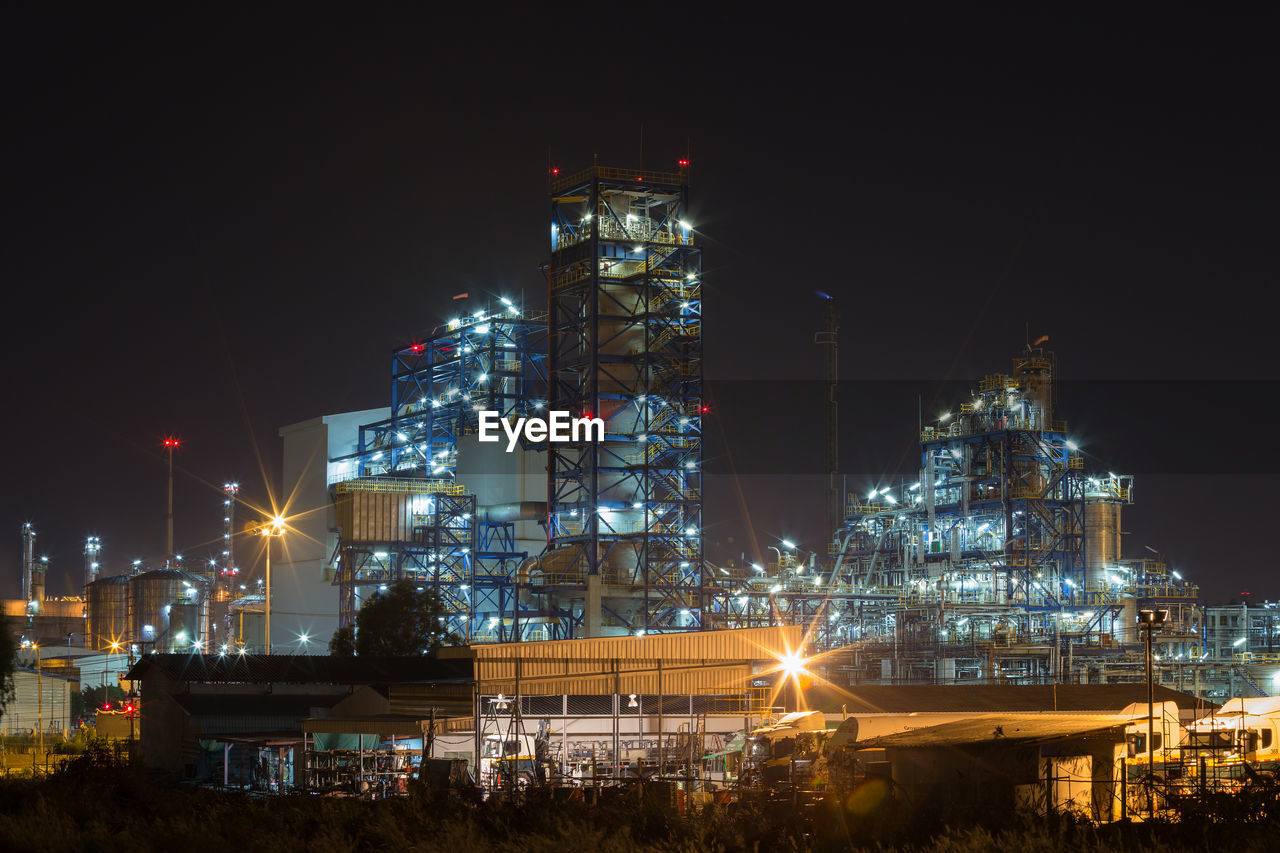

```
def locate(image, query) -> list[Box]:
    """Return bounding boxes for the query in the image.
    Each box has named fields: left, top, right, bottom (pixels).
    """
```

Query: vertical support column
left=547, top=165, right=703, bottom=634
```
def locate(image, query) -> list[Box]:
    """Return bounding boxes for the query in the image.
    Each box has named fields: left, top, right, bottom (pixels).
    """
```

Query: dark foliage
left=329, top=580, right=460, bottom=656
left=0, top=630, right=13, bottom=717
left=70, top=685, right=125, bottom=719
left=328, top=625, right=355, bottom=656
left=5, top=748, right=1280, bottom=851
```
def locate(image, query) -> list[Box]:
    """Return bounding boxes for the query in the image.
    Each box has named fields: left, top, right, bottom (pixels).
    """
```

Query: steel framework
left=330, top=309, right=548, bottom=638
left=332, top=478, right=477, bottom=630
left=351, top=310, right=547, bottom=480
left=546, top=165, right=704, bottom=634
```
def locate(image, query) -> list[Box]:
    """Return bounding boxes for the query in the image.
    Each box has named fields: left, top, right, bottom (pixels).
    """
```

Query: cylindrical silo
left=86, top=575, right=131, bottom=650
left=1084, top=499, right=1122, bottom=588
left=236, top=610, right=266, bottom=651
left=130, top=569, right=189, bottom=647
left=169, top=602, right=202, bottom=651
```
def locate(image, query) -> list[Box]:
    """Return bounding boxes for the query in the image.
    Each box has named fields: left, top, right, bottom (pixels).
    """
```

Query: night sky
left=4, top=10, right=1276, bottom=604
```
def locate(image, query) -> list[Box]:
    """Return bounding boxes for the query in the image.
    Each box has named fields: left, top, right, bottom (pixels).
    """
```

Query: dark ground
left=2, top=745, right=1278, bottom=852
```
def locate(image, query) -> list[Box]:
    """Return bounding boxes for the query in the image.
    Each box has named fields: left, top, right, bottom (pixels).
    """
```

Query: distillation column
left=547, top=163, right=704, bottom=635
left=84, top=536, right=101, bottom=589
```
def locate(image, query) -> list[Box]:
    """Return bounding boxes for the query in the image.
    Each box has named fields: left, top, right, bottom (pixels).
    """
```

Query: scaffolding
left=546, top=165, right=704, bottom=635
left=331, top=477, right=476, bottom=630
left=351, top=309, right=547, bottom=480
left=798, top=348, right=1204, bottom=685
left=329, top=309, right=547, bottom=637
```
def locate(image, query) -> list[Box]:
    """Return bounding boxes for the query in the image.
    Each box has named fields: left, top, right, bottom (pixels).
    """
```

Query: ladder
left=1233, top=664, right=1269, bottom=697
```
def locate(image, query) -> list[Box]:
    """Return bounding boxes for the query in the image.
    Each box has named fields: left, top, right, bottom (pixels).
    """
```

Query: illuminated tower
left=222, top=483, right=239, bottom=579
left=84, top=536, right=101, bottom=589
left=546, top=163, right=704, bottom=635
left=163, top=436, right=181, bottom=565
left=334, top=303, right=546, bottom=634
left=22, top=523, right=37, bottom=604
left=214, top=482, right=240, bottom=642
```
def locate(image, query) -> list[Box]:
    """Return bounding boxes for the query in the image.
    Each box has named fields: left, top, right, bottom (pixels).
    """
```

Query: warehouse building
left=126, top=625, right=799, bottom=789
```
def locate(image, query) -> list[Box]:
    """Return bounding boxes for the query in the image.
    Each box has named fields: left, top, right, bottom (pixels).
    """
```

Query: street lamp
left=257, top=515, right=286, bottom=654
left=1138, top=607, right=1169, bottom=816
left=23, top=641, right=44, bottom=760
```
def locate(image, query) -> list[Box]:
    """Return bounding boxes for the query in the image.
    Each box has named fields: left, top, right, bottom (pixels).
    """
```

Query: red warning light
left=678, top=159, right=690, bottom=167
left=700, top=405, right=710, bottom=414
left=551, top=167, right=560, bottom=175
left=162, top=437, right=181, bottom=448
left=410, top=343, right=423, bottom=353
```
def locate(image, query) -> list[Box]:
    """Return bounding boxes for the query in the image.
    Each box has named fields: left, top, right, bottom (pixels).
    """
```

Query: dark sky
left=4, top=10, right=1277, bottom=604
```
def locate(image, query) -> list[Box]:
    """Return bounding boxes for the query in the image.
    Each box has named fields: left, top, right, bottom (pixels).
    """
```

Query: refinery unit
left=5, top=163, right=1276, bottom=705
left=9, top=497, right=267, bottom=655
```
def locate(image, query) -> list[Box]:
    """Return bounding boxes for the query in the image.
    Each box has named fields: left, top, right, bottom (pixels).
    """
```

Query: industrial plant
left=4, top=164, right=1278, bottom=814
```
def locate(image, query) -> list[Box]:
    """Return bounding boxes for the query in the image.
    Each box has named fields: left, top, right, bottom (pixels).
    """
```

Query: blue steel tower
left=332, top=305, right=547, bottom=635
left=546, top=164, right=704, bottom=635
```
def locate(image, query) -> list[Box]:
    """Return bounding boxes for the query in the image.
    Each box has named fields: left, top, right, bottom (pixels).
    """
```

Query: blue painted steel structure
left=546, top=165, right=704, bottom=635
left=354, top=310, right=547, bottom=480
left=331, top=308, right=547, bottom=637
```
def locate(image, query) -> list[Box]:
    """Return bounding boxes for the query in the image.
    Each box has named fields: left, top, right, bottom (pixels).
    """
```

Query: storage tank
left=168, top=602, right=202, bottom=651
left=130, top=570, right=190, bottom=648
left=1084, top=499, right=1122, bottom=587
left=235, top=610, right=265, bottom=652
left=86, top=575, right=131, bottom=650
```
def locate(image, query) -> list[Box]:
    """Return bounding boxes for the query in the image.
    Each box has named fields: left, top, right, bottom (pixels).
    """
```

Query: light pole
left=163, top=437, right=181, bottom=566
left=107, top=641, right=121, bottom=698
left=257, top=515, right=286, bottom=654
left=1138, top=607, right=1168, bottom=817
left=32, top=643, right=43, bottom=761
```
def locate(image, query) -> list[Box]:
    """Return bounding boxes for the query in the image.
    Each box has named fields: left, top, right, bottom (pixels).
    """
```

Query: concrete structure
left=275, top=408, right=388, bottom=652
left=2, top=597, right=86, bottom=648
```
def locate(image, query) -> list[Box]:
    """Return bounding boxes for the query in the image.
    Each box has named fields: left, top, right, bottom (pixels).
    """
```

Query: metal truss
left=337, top=309, right=547, bottom=480
left=333, top=482, right=476, bottom=630
left=546, top=165, right=703, bottom=634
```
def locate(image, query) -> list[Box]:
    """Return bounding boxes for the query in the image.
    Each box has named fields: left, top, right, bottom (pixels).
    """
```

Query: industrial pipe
left=479, top=502, right=547, bottom=523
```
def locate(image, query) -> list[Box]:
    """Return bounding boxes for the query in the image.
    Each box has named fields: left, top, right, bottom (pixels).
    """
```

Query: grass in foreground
left=0, top=744, right=1277, bottom=852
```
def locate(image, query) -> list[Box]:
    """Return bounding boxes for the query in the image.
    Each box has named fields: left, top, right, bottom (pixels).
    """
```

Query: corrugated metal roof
left=479, top=663, right=754, bottom=697
left=447, top=626, right=802, bottom=665
left=444, top=627, right=799, bottom=694
left=127, top=654, right=473, bottom=685
left=810, top=684, right=1215, bottom=715
left=5, top=670, right=72, bottom=733
left=856, top=713, right=1131, bottom=748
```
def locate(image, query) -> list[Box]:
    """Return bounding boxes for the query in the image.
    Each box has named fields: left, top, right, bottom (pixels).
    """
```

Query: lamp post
left=257, top=515, right=286, bottom=654
left=32, top=643, right=43, bottom=761
left=1138, top=607, right=1169, bottom=817
left=107, top=641, right=121, bottom=698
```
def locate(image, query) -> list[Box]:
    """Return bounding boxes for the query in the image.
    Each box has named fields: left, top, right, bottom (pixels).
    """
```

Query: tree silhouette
left=329, top=580, right=460, bottom=655
left=0, top=630, right=14, bottom=716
